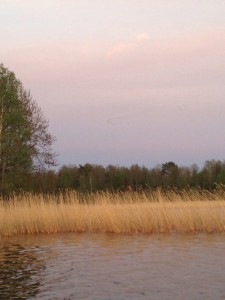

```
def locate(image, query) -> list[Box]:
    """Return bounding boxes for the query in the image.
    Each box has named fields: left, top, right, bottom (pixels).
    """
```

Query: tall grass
left=1, top=189, right=225, bottom=236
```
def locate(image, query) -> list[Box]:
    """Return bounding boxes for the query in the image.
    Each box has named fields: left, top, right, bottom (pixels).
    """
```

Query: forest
left=31, top=160, right=225, bottom=194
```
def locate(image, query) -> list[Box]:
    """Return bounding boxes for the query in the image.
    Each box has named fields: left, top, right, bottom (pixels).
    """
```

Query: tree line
left=31, top=160, right=225, bottom=194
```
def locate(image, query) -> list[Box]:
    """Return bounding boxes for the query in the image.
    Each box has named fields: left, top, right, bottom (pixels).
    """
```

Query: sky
left=1, top=0, right=225, bottom=168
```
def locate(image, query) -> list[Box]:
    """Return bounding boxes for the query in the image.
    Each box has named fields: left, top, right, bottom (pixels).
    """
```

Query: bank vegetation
left=1, top=189, right=225, bottom=236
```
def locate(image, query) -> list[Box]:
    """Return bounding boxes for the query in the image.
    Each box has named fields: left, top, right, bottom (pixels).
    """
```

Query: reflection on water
left=1, top=233, right=225, bottom=299
left=0, top=242, right=45, bottom=299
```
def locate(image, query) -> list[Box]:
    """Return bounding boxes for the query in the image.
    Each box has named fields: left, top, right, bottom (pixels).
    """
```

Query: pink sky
left=1, top=1, right=225, bottom=167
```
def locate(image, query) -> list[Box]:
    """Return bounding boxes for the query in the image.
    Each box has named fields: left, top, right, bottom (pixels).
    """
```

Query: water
left=1, top=233, right=225, bottom=300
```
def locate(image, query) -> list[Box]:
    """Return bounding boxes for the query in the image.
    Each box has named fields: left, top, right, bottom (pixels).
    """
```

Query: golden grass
left=1, top=189, right=225, bottom=236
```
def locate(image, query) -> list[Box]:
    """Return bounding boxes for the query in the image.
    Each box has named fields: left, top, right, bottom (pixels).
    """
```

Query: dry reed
left=1, top=189, right=225, bottom=236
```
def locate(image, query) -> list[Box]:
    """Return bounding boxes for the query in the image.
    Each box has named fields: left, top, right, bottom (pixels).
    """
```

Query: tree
left=0, top=63, right=57, bottom=194
left=161, top=162, right=179, bottom=187
left=58, top=166, right=78, bottom=190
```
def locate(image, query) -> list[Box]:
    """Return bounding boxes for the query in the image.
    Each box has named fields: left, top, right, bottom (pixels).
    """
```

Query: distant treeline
left=28, top=160, right=225, bottom=194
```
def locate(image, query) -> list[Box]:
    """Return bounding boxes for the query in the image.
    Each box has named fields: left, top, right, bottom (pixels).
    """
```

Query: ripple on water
left=1, top=233, right=225, bottom=299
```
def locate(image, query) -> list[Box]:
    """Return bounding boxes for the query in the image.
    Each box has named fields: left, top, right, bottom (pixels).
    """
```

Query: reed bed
left=1, top=189, right=225, bottom=236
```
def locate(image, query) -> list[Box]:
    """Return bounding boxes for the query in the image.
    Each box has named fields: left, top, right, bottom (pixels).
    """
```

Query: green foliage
left=58, top=166, right=78, bottom=190
left=161, top=162, right=179, bottom=188
left=0, top=63, right=57, bottom=195
left=55, top=160, right=225, bottom=194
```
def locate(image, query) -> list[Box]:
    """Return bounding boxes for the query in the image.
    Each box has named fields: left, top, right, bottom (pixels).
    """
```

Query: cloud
left=107, top=32, right=150, bottom=57
left=136, top=32, right=150, bottom=41
left=107, top=42, right=136, bottom=56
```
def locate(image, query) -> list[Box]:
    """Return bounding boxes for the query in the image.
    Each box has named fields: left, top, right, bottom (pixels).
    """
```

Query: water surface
left=1, top=233, right=225, bottom=299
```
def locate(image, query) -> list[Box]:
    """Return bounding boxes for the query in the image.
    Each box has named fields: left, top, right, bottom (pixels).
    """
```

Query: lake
left=1, top=233, right=225, bottom=299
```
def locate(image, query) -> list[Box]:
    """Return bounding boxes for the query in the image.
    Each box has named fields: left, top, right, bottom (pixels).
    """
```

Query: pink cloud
left=136, top=32, right=150, bottom=41
left=107, top=32, right=150, bottom=57
left=107, top=42, right=136, bottom=56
